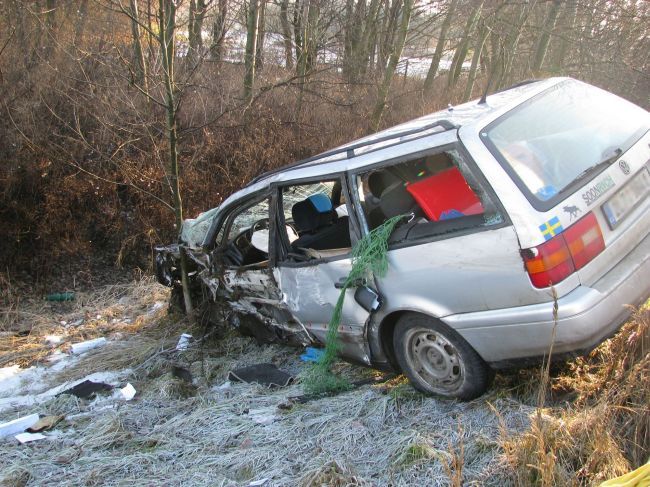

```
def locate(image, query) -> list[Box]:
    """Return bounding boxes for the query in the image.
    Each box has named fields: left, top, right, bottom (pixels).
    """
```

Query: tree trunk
left=423, top=0, right=459, bottom=96
left=210, top=0, right=228, bottom=61
left=158, top=0, right=193, bottom=314
left=280, top=0, right=294, bottom=69
left=293, top=0, right=303, bottom=69
left=129, top=0, right=148, bottom=89
left=244, top=0, right=260, bottom=103
left=532, top=0, right=562, bottom=73
left=371, top=0, right=413, bottom=130
left=447, top=0, right=484, bottom=88
left=188, top=0, right=207, bottom=64
left=462, top=22, right=488, bottom=102
left=256, top=0, right=267, bottom=70
left=552, top=0, right=577, bottom=71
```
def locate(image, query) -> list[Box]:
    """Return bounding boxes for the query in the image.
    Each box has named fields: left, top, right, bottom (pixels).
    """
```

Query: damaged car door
left=211, top=193, right=308, bottom=343
left=271, top=178, right=374, bottom=364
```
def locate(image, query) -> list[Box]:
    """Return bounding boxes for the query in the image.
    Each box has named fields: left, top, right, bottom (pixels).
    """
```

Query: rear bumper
left=445, top=232, right=650, bottom=365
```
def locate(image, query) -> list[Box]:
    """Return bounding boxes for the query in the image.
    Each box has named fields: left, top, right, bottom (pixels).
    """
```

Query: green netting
left=303, top=215, right=406, bottom=395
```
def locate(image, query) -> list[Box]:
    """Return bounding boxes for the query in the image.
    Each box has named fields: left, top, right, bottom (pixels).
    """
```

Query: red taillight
left=522, top=212, right=605, bottom=288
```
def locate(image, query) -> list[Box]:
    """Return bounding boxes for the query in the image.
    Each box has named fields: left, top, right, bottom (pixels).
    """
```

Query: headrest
left=292, top=193, right=335, bottom=232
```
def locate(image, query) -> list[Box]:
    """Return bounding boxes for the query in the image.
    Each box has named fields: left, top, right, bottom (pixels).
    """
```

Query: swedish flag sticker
left=539, top=216, right=564, bottom=241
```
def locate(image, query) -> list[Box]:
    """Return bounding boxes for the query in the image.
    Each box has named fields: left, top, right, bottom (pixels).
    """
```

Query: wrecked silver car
left=156, top=78, right=650, bottom=399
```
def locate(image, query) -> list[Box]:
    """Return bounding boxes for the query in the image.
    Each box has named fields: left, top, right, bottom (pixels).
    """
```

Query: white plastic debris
left=45, top=335, right=63, bottom=346
left=15, top=432, right=46, bottom=444
left=0, top=414, right=40, bottom=438
left=119, top=383, right=136, bottom=401
left=249, top=479, right=270, bottom=486
left=175, top=333, right=193, bottom=351
left=248, top=407, right=278, bottom=426
left=70, top=337, right=107, bottom=354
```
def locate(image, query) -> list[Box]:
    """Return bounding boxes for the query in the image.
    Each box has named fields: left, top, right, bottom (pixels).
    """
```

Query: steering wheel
left=251, top=218, right=269, bottom=233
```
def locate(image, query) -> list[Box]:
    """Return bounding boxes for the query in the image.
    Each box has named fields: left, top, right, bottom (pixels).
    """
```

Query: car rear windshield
left=482, top=80, right=650, bottom=209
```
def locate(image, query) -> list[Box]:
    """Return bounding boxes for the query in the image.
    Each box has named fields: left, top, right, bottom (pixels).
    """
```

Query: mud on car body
left=156, top=78, right=650, bottom=399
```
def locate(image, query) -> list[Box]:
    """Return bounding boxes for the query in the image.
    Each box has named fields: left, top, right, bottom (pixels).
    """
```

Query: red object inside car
left=406, top=167, right=484, bottom=221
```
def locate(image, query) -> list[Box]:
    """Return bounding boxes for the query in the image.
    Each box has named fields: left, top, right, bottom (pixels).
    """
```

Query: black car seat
left=291, top=194, right=351, bottom=251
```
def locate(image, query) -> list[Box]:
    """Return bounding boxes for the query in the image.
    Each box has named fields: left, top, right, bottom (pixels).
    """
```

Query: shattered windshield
left=483, top=80, right=650, bottom=207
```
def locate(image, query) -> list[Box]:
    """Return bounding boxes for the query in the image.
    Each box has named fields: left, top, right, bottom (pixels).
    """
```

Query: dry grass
left=502, top=306, right=649, bottom=485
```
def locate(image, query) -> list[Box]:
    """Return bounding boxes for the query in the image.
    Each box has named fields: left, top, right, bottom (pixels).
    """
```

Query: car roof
left=221, top=77, right=566, bottom=208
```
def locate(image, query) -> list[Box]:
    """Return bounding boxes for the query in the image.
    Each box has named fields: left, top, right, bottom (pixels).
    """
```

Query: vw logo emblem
left=619, top=160, right=630, bottom=175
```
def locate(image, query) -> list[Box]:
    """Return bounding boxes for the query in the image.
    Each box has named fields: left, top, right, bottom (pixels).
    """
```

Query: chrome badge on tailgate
left=601, top=166, right=650, bottom=229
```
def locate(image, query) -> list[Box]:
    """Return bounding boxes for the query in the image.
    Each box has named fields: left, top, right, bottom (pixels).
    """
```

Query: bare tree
left=423, top=0, right=459, bottom=96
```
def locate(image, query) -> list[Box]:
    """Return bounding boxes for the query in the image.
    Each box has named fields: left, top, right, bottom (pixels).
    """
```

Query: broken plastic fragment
left=300, top=347, right=325, bottom=363
left=175, top=333, right=193, bottom=351
left=0, top=414, right=40, bottom=438
left=119, top=383, right=136, bottom=401
left=70, top=337, right=107, bottom=354
left=15, top=432, right=46, bottom=444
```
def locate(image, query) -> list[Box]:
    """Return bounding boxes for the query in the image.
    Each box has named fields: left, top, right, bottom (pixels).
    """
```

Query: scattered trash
left=59, top=321, right=67, bottom=326
left=249, top=479, right=270, bottom=486
left=228, top=363, right=293, bottom=388
left=60, top=380, right=113, bottom=399
left=70, top=337, right=107, bottom=354
left=15, top=432, right=46, bottom=444
left=300, top=347, right=325, bottom=363
left=0, top=414, right=40, bottom=438
left=248, top=407, right=278, bottom=425
left=175, top=333, right=193, bottom=351
left=45, top=335, right=64, bottom=346
left=118, top=383, right=136, bottom=401
left=171, top=366, right=193, bottom=383
left=27, top=415, right=64, bottom=433
left=46, top=292, right=75, bottom=302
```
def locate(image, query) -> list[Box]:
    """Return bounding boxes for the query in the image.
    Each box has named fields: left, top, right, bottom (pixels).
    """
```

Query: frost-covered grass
left=0, top=281, right=646, bottom=486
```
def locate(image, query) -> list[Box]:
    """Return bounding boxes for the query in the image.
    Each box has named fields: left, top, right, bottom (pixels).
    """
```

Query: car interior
left=357, top=149, right=504, bottom=243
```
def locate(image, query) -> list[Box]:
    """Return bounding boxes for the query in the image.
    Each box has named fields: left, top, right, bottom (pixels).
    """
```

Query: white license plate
left=602, top=167, right=650, bottom=229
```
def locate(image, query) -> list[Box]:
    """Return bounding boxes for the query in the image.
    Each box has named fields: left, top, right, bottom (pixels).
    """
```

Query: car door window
left=355, top=147, right=504, bottom=243
left=278, top=179, right=353, bottom=261
left=220, top=197, right=271, bottom=267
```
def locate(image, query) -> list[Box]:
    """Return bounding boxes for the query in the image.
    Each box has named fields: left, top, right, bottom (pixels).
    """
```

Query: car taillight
left=522, top=212, right=605, bottom=288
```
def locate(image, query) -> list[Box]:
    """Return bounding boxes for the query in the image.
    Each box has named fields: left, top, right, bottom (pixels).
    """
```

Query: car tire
left=393, top=313, right=489, bottom=400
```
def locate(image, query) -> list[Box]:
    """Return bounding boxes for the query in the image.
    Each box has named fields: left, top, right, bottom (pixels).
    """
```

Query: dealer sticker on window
left=601, top=167, right=650, bottom=229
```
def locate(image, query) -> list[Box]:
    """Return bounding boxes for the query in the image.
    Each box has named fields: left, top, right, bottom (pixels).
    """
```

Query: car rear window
left=482, top=80, right=650, bottom=210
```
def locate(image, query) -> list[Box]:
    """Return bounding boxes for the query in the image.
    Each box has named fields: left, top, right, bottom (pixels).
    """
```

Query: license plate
left=601, top=167, right=650, bottom=229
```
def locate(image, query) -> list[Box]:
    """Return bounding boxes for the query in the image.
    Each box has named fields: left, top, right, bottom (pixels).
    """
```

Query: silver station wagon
left=156, top=78, right=650, bottom=399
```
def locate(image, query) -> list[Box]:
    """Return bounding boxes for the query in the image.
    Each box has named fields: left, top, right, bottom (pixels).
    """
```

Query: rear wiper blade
left=558, top=148, right=622, bottom=194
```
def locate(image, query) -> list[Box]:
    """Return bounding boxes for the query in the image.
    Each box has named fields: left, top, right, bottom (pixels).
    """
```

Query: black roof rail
left=248, top=119, right=458, bottom=185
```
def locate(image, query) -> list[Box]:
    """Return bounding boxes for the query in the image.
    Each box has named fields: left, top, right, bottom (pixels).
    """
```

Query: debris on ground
left=175, top=333, right=192, bottom=351
left=70, top=337, right=107, bottom=354
left=247, top=407, right=279, bottom=425
left=60, top=380, right=113, bottom=399
left=228, top=363, right=293, bottom=387
left=45, top=292, right=75, bottom=302
left=300, top=347, right=325, bottom=363
left=15, top=432, right=46, bottom=444
left=0, top=414, right=39, bottom=437
left=26, top=415, right=63, bottom=433
left=116, top=383, right=136, bottom=401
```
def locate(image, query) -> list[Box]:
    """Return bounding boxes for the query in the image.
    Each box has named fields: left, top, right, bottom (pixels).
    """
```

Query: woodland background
left=0, top=0, right=648, bottom=286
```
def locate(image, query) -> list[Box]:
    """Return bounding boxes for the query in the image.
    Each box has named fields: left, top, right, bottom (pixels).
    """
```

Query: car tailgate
left=577, top=160, right=650, bottom=287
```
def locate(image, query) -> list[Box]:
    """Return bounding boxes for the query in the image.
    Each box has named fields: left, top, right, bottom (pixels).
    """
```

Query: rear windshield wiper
left=558, top=148, right=622, bottom=195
